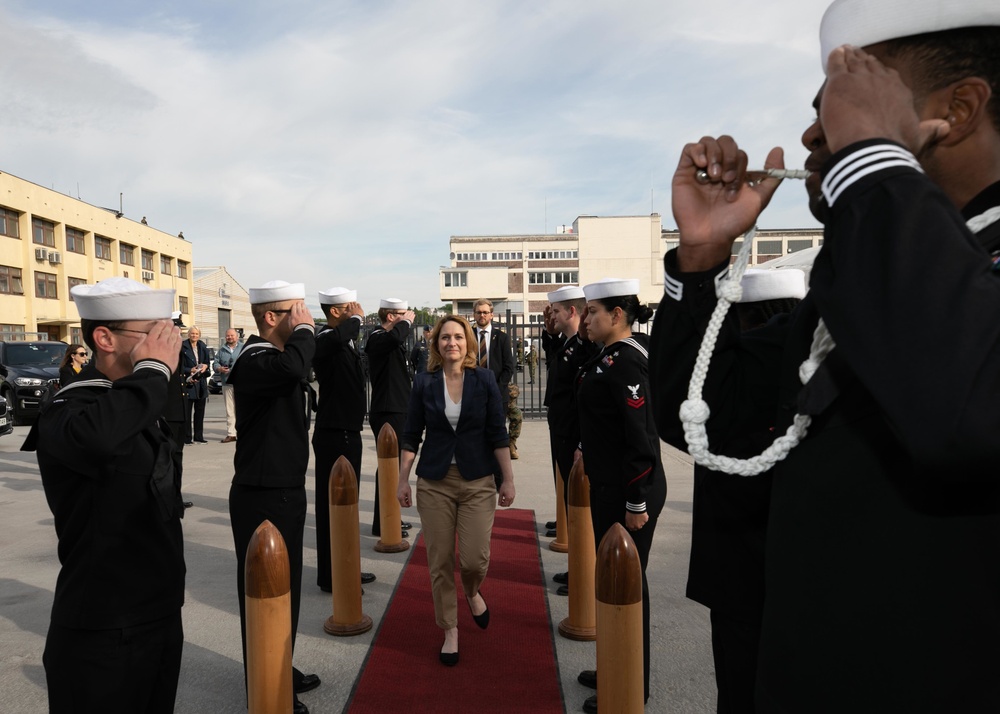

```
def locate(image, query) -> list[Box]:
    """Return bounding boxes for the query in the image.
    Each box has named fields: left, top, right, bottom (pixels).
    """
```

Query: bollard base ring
left=324, top=614, right=373, bottom=637
left=549, top=540, right=569, bottom=553
left=558, top=618, right=597, bottom=641
left=374, top=539, right=411, bottom=553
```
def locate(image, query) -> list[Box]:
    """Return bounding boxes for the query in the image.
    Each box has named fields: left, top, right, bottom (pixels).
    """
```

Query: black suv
left=0, top=340, right=66, bottom=425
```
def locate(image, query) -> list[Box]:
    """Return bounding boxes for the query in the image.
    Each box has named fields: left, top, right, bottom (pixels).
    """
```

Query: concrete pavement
left=0, top=397, right=716, bottom=713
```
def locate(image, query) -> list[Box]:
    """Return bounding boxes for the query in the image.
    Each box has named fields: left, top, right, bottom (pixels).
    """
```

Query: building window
left=0, top=207, right=19, bottom=238
left=70, top=327, right=82, bottom=345
left=731, top=241, right=743, bottom=255
left=787, top=239, right=815, bottom=253
left=67, top=277, right=87, bottom=300
left=160, top=255, right=172, bottom=275
left=66, top=227, right=86, bottom=254
left=443, top=271, right=468, bottom=287
left=141, top=250, right=154, bottom=271
left=177, top=260, right=188, bottom=279
left=0, top=324, right=25, bottom=340
left=32, top=218, right=56, bottom=247
left=528, top=271, right=578, bottom=284
left=0, top=266, right=24, bottom=295
left=35, top=271, right=58, bottom=299
left=756, top=240, right=783, bottom=255
left=178, top=296, right=189, bottom=314
left=95, top=236, right=113, bottom=260
left=120, top=243, right=135, bottom=265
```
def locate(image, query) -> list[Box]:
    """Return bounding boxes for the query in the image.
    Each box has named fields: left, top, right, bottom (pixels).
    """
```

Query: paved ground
left=0, top=397, right=716, bottom=713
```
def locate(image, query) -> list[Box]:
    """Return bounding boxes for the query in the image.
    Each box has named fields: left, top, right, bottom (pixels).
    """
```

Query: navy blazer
left=401, top=367, right=509, bottom=481
left=180, top=339, right=210, bottom=400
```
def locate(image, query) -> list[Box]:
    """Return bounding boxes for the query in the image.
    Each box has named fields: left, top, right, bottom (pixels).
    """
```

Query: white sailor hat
left=820, top=0, right=1000, bottom=71
left=249, top=280, right=305, bottom=305
left=318, top=287, right=357, bottom=305
left=72, top=277, right=175, bottom=321
left=379, top=298, right=408, bottom=310
left=738, top=268, right=807, bottom=303
left=582, top=278, right=641, bottom=302
left=547, top=285, right=586, bottom=303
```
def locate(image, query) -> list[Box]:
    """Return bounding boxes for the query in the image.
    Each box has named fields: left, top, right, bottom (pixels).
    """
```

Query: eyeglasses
left=109, top=328, right=151, bottom=336
left=269, top=309, right=292, bottom=315
left=474, top=311, right=492, bottom=316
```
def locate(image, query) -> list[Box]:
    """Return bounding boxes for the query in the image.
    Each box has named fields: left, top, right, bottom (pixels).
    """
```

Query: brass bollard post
left=374, top=423, right=410, bottom=554
left=596, top=523, right=644, bottom=714
left=558, top=458, right=596, bottom=640
left=324, top=456, right=373, bottom=636
left=549, top=463, right=569, bottom=553
left=246, top=520, right=293, bottom=714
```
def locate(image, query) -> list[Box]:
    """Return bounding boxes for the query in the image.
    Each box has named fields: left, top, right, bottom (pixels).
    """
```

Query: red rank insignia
left=626, top=384, right=644, bottom=409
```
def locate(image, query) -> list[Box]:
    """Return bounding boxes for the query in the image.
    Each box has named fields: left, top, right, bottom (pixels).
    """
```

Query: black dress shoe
left=545, top=529, right=558, bottom=538
left=400, top=521, right=412, bottom=530
left=184, top=440, right=193, bottom=445
left=183, top=501, right=194, bottom=509
left=294, top=697, right=309, bottom=714
left=578, top=670, right=597, bottom=689
left=361, top=572, right=376, bottom=584
left=545, top=521, right=557, bottom=530
left=439, top=651, right=459, bottom=666
left=401, top=530, right=409, bottom=538
left=319, top=584, right=332, bottom=593
left=556, top=584, right=569, bottom=596
left=293, top=671, right=321, bottom=694
left=553, top=571, right=568, bottom=585
left=582, top=694, right=597, bottom=714
left=194, top=439, right=208, bottom=444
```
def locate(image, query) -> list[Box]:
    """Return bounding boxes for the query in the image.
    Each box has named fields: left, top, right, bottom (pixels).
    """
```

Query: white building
left=193, top=267, right=253, bottom=348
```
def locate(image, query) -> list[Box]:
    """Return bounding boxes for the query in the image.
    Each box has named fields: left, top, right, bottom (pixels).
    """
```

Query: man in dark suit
left=471, top=299, right=515, bottom=490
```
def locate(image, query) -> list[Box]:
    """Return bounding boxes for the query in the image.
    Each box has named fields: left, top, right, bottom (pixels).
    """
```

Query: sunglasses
left=74, top=351, right=87, bottom=356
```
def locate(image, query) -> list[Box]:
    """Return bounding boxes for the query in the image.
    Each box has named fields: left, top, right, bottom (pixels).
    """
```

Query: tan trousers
left=222, top=384, right=236, bottom=437
left=416, top=466, right=496, bottom=630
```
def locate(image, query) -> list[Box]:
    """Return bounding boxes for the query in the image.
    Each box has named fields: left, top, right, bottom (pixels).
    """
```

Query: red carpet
left=346, top=509, right=564, bottom=714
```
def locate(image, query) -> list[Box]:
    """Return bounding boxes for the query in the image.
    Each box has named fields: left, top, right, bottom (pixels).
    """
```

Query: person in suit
left=24, top=277, right=185, bottom=713
left=213, top=328, right=243, bottom=443
left=180, top=325, right=210, bottom=444
left=365, top=298, right=415, bottom=538
left=227, top=280, right=320, bottom=714
left=471, top=299, right=515, bottom=490
left=397, top=314, right=515, bottom=667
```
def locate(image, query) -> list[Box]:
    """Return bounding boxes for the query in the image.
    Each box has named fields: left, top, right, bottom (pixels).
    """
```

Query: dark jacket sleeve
left=495, top=330, right=515, bottom=388
left=807, top=140, right=1000, bottom=475
left=400, top=371, right=428, bottom=455
left=231, top=327, right=316, bottom=397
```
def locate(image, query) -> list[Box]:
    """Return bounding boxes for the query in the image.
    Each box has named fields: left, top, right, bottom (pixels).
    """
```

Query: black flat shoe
left=582, top=695, right=597, bottom=714
left=183, top=501, right=194, bottom=509
left=439, top=651, right=459, bottom=666
left=545, top=521, right=557, bottom=530
left=469, top=594, right=490, bottom=630
left=545, top=529, right=557, bottom=538
left=553, top=571, right=568, bottom=585
left=556, top=584, right=569, bottom=596
left=294, top=697, right=310, bottom=714
left=400, top=521, right=412, bottom=530
left=361, top=572, right=376, bottom=584
left=578, top=670, right=597, bottom=689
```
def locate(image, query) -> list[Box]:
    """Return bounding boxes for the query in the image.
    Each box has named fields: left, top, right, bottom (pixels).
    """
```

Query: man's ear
left=931, top=78, right=992, bottom=146
left=91, top=327, right=117, bottom=354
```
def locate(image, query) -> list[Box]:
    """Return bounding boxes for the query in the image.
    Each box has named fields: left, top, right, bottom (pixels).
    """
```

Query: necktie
left=479, top=330, right=488, bottom=368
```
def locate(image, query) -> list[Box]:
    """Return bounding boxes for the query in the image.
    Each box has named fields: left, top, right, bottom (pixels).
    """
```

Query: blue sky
left=0, top=0, right=829, bottom=309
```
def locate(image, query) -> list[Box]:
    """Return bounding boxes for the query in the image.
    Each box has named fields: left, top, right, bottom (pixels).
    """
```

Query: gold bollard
left=596, top=523, right=644, bottom=714
left=549, top=463, right=569, bottom=553
left=374, top=423, right=410, bottom=554
left=324, top=456, right=373, bottom=636
left=558, top=458, right=596, bottom=640
left=246, top=520, right=293, bottom=714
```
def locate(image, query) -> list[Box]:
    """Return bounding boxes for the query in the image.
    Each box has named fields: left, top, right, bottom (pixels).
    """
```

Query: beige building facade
left=192, top=267, right=253, bottom=348
left=0, top=170, right=193, bottom=344
left=441, top=214, right=823, bottom=322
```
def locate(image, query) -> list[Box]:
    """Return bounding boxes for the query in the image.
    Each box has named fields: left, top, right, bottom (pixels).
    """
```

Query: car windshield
left=5, top=343, right=66, bottom=366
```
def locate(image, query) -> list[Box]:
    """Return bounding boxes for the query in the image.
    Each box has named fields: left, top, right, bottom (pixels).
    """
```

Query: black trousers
left=312, top=428, right=363, bottom=590
left=44, top=611, right=183, bottom=714
left=549, top=432, right=577, bottom=507
left=229, top=483, right=306, bottom=688
left=368, top=411, right=405, bottom=536
left=590, top=479, right=666, bottom=703
left=711, top=609, right=763, bottom=714
left=184, top=396, right=206, bottom=442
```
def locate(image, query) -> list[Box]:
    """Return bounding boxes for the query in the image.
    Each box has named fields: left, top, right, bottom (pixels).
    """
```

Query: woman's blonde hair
left=426, top=315, right=477, bottom=372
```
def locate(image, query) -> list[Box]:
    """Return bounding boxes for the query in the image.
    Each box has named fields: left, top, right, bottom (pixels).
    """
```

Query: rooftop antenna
left=544, top=197, right=547, bottom=234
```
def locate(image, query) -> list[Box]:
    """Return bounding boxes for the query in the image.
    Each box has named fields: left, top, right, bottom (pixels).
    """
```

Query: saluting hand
left=131, top=320, right=182, bottom=373
left=346, top=302, right=364, bottom=319
left=289, top=300, right=315, bottom=329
